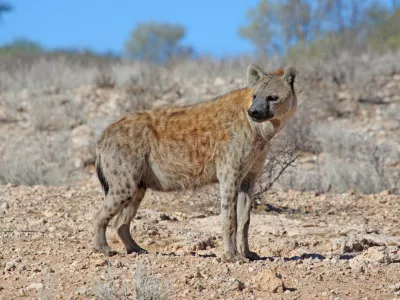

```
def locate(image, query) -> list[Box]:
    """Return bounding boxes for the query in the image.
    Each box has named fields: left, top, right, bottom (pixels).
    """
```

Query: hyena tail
left=96, top=153, right=109, bottom=196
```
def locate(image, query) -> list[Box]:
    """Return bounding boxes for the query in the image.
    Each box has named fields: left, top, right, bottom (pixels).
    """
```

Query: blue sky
left=0, top=0, right=260, bottom=57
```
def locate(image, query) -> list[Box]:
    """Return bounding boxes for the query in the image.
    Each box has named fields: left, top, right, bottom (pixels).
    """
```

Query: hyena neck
left=249, top=120, right=277, bottom=148
left=274, top=95, right=297, bottom=133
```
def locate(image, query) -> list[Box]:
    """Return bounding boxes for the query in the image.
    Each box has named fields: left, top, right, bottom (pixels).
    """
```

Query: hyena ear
left=247, top=64, right=265, bottom=87
left=283, top=66, right=303, bottom=95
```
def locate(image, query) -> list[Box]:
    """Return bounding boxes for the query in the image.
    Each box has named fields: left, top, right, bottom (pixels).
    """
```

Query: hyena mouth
left=249, top=111, right=275, bottom=122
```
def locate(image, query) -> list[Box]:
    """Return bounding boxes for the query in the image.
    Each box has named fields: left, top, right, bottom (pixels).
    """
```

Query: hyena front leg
left=219, top=173, right=248, bottom=263
left=236, top=177, right=260, bottom=260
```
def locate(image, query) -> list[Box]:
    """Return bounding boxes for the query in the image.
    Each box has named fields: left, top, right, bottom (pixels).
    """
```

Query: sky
left=0, top=0, right=260, bottom=57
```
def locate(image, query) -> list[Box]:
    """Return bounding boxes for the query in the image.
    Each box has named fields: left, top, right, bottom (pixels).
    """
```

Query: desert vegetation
left=0, top=50, right=399, bottom=195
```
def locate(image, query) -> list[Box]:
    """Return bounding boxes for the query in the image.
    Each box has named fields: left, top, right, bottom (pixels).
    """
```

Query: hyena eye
left=266, top=95, right=279, bottom=102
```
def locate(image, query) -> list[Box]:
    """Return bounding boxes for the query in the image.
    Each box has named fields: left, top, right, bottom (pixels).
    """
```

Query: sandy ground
left=0, top=177, right=399, bottom=300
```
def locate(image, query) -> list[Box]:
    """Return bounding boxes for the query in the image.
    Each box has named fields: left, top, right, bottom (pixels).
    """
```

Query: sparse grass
left=283, top=104, right=321, bottom=154
left=0, top=131, right=71, bottom=186
left=94, top=261, right=171, bottom=300
left=30, top=96, right=69, bottom=131
left=94, top=72, right=117, bottom=89
left=94, top=260, right=131, bottom=300
left=279, top=125, right=400, bottom=194
left=254, top=135, right=299, bottom=199
left=133, top=263, right=172, bottom=300
left=29, top=94, right=86, bottom=131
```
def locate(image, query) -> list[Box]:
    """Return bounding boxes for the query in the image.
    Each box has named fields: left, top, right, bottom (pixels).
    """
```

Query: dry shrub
left=283, top=103, right=321, bottom=154
left=123, top=66, right=177, bottom=112
left=0, top=131, right=71, bottom=186
left=94, top=260, right=131, bottom=300
left=30, top=97, right=68, bottom=131
left=124, top=85, right=153, bottom=112
left=94, top=72, right=116, bottom=89
left=254, top=135, right=299, bottom=200
left=0, top=56, right=98, bottom=92
left=133, top=263, right=172, bottom=300
left=30, top=95, right=85, bottom=131
left=94, top=261, right=171, bottom=300
left=279, top=125, right=400, bottom=194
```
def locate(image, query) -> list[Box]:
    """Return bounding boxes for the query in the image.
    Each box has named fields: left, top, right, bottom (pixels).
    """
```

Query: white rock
left=152, top=99, right=170, bottom=109
left=253, top=269, right=284, bottom=293
left=5, top=261, right=16, bottom=271
left=71, top=125, right=94, bottom=148
left=352, top=246, right=400, bottom=264
left=214, top=77, right=226, bottom=86
left=26, top=282, right=43, bottom=291
left=0, top=202, right=9, bottom=210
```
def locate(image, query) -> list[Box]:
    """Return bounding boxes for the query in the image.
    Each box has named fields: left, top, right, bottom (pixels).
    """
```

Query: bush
left=94, top=262, right=171, bottom=300
left=279, top=125, right=400, bottom=194
left=0, top=132, right=71, bottom=186
left=94, top=72, right=116, bottom=89
left=133, top=264, right=171, bottom=300
left=124, top=22, right=193, bottom=63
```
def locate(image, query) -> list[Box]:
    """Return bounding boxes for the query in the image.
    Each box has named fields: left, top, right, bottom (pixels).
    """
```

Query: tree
left=238, top=0, right=317, bottom=56
left=0, top=38, right=43, bottom=56
left=238, top=0, right=277, bottom=55
left=0, top=1, right=12, bottom=20
left=239, top=0, right=398, bottom=58
left=368, top=8, right=400, bottom=52
left=124, top=22, right=193, bottom=63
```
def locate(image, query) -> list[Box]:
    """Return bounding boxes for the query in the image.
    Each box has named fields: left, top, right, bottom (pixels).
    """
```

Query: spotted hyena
left=94, top=64, right=302, bottom=262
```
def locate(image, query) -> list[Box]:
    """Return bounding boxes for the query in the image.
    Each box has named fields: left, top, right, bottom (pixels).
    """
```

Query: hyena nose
left=248, top=108, right=261, bottom=118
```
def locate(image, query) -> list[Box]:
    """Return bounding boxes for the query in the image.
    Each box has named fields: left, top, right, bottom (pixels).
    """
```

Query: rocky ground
left=0, top=174, right=399, bottom=299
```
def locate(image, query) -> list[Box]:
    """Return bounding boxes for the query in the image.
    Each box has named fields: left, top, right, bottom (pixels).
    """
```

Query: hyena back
left=94, top=64, right=302, bottom=262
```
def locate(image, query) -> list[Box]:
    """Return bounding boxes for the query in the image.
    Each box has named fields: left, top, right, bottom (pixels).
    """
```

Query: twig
left=253, top=153, right=299, bottom=199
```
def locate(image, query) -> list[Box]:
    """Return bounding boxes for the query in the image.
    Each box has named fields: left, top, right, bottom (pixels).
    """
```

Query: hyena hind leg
left=113, top=187, right=147, bottom=254
left=93, top=187, right=136, bottom=256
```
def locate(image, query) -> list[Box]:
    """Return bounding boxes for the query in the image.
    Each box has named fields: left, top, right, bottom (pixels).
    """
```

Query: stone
left=214, top=77, right=226, bottom=86
left=227, top=278, right=245, bottom=292
left=94, top=259, right=108, bottom=267
left=0, top=202, right=9, bottom=210
left=152, top=100, right=170, bottom=109
left=353, top=246, right=400, bottom=264
left=390, top=283, right=400, bottom=293
left=5, top=261, right=16, bottom=271
left=26, top=283, right=44, bottom=291
left=362, top=234, right=400, bottom=247
left=75, top=286, right=89, bottom=296
left=253, top=269, right=284, bottom=293
left=349, top=258, right=367, bottom=273
left=71, top=125, right=94, bottom=147
left=379, top=190, right=391, bottom=196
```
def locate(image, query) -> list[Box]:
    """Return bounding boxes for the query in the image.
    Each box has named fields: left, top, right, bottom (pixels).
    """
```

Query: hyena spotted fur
left=94, top=64, right=302, bottom=262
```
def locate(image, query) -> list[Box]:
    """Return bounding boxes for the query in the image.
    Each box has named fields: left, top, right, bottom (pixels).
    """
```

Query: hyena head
left=246, top=64, right=302, bottom=123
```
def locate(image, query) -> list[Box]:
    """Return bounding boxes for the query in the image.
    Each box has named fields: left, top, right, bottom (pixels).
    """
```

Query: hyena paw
left=221, top=252, right=249, bottom=263
left=127, top=247, right=148, bottom=255
left=93, top=245, right=117, bottom=256
left=244, top=251, right=261, bottom=261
